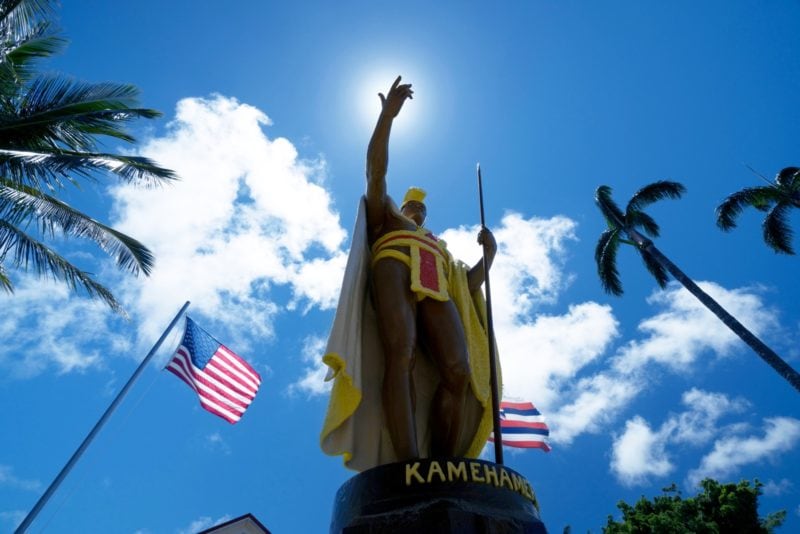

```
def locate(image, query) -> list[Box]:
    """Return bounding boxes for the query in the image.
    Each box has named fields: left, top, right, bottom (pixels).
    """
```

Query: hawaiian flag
left=166, top=317, right=261, bottom=424
left=488, top=400, right=551, bottom=452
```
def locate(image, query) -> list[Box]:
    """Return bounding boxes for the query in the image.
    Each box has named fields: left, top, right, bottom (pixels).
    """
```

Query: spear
left=477, top=163, right=503, bottom=465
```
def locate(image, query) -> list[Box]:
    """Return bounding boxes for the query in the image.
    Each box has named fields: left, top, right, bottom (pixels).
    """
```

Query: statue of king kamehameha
left=320, top=76, right=500, bottom=472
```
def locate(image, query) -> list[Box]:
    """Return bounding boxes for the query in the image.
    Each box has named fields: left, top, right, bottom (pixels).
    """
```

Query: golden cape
left=320, top=197, right=500, bottom=472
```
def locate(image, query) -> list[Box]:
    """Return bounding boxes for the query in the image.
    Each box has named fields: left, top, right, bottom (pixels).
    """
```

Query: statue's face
left=402, top=201, right=427, bottom=226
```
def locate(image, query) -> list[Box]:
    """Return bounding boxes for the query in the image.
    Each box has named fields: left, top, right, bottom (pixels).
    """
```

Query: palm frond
left=626, top=180, right=685, bottom=214
left=0, top=0, right=54, bottom=38
left=0, top=76, right=161, bottom=150
left=0, top=219, right=124, bottom=313
left=0, top=149, right=177, bottom=190
left=0, top=30, right=65, bottom=89
left=627, top=210, right=660, bottom=238
left=0, top=261, right=11, bottom=291
left=716, top=186, right=779, bottom=230
left=763, top=202, right=795, bottom=255
left=0, top=178, right=155, bottom=274
left=595, top=227, right=623, bottom=295
left=595, top=185, right=626, bottom=229
left=776, top=167, right=800, bottom=188
left=639, top=248, right=669, bottom=288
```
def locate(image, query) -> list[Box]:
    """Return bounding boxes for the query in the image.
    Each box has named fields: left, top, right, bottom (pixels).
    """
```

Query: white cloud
left=0, top=278, right=129, bottom=378
left=687, top=417, right=800, bottom=487
left=550, top=373, right=641, bottom=444
left=430, top=225, right=779, bottom=450
left=2, top=95, right=351, bottom=379
left=438, top=227, right=779, bottom=450
left=670, top=389, right=748, bottom=446
left=550, top=280, right=780, bottom=454
left=614, top=281, right=779, bottom=373
left=0, top=465, right=41, bottom=492
left=176, top=514, right=231, bottom=534
left=609, top=389, right=748, bottom=486
left=611, top=416, right=674, bottom=486
left=498, top=302, right=619, bottom=412
left=112, top=94, right=347, bottom=346
left=441, top=212, right=578, bottom=313
left=761, top=479, right=792, bottom=497
left=287, top=252, right=348, bottom=311
left=287, top=336, right=331, bottom=397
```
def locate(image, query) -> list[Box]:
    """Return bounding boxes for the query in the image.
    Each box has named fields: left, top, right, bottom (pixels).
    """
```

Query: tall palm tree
left=595, top=181, right=800, bottom=393
left=0, top=0, right=175, bottom=313
left=716, top=166, right=800, bottom=254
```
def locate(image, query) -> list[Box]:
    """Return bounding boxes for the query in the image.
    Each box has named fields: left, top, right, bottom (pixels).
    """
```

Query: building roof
left=196, top=513, right=270, bottom=534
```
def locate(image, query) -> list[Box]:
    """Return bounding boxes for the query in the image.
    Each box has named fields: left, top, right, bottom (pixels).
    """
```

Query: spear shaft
left=477, top=163, right=503, bottom=465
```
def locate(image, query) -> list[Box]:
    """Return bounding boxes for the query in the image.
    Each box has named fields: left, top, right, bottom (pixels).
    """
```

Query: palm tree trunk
left=641, top=240, right=800, bottom=393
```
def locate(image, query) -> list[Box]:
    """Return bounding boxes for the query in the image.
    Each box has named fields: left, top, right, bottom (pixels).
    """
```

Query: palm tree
left=595, top=181, right=800, bottom=393
left=716, top=166, right=800, bottom=254
left=0, top=0, right=175, bottom=313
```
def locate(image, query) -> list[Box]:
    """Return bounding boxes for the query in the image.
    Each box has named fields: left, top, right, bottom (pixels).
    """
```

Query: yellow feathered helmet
left=401, top=186, right=427, bottom=208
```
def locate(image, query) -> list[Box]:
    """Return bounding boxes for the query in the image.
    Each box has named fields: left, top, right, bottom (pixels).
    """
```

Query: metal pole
left=15, top=301, right=191, bottom=534
left=477, top=164, right=503, bottom=465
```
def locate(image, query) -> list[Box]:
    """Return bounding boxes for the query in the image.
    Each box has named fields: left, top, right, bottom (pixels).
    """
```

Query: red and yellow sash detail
left=371, top=228, right=452, bottom=302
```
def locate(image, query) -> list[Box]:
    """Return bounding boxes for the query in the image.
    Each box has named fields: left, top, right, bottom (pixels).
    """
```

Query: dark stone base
left=330, top=458, right=547, bottom=533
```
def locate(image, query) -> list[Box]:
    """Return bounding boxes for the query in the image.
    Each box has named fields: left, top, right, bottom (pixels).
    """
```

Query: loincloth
left=371, top=228, right=451, bottom=302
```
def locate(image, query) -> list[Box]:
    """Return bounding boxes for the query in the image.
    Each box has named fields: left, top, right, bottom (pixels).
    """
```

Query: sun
left=353, top=65, right=430, bottom=140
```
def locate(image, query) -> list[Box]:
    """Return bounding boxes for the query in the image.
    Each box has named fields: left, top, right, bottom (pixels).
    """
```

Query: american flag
left=166, top=317, right=261, bottom=424
left=488, top=400, right=551, bottom=452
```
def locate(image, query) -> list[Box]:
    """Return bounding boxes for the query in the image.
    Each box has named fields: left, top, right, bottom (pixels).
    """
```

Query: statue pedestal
left=330, top=458, right=547, bottom=533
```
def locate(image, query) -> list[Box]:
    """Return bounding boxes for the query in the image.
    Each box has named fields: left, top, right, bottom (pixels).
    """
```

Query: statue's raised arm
left=365, top=75, right=413, bottom=240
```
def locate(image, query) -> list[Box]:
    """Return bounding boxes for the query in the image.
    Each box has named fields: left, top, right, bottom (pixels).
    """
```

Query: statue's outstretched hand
left=379, top=76, right=413, bottom=119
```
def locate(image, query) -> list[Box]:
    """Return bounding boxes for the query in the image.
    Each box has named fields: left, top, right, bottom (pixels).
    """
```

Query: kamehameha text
left=403, top=460, right=538, bottom=507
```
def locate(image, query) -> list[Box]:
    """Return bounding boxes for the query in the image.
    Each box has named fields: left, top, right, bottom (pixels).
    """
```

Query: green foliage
left=593, top=181, right=685, bottom=295
left=716, top=167, right=800, bottom=255
left=595, top=180, right=800, bottom=393
left=0, top=0, right=175, bottom=313
left=603, top=479, right=786, bottom=534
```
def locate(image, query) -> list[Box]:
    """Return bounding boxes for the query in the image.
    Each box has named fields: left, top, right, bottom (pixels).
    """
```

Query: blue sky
left=2, top=1, right=800, bottom=532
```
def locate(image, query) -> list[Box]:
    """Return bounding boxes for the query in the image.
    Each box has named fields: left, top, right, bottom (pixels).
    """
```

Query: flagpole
left=477, top=164, right=504, bottom=465
left=15, top=300, right=191, bottom=534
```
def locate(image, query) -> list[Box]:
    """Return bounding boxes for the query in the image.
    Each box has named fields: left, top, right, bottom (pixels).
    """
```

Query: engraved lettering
left=483, top=464, right=499, bottom=487
left=499, top=468, right=514, bottom=489
left=469, top=461, right=485, bottom=482
left=426, top=461, right=446, bottom=483
left=405, top=462, right=424, bottom=485
left=447, top=461, right=467, bottom=482
left=512, top=473, right=524, bottom=492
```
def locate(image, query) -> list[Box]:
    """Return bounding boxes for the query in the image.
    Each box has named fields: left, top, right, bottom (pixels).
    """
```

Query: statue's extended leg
left=372, top=259, right=420, bottom=460
left=419, top=298, right=470, bottom=457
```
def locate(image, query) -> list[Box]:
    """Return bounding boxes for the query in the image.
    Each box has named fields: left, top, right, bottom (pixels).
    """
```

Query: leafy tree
left=716, top=166, right=800, bottom=254
left=0, top=0, right=175, bottom=313
left=594, top=181, right=800, bottom=393
left=603, top=479, right=786, bottom=533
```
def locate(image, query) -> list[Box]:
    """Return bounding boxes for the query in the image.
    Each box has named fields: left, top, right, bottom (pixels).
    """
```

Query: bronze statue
left=321, top=76, right=499, bottom=471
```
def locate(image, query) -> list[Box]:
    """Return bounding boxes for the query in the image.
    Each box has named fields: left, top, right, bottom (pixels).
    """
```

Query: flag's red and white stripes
left=167, top=344, right=261, bottom=424
left=488, top=400, right=551, bottom=452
